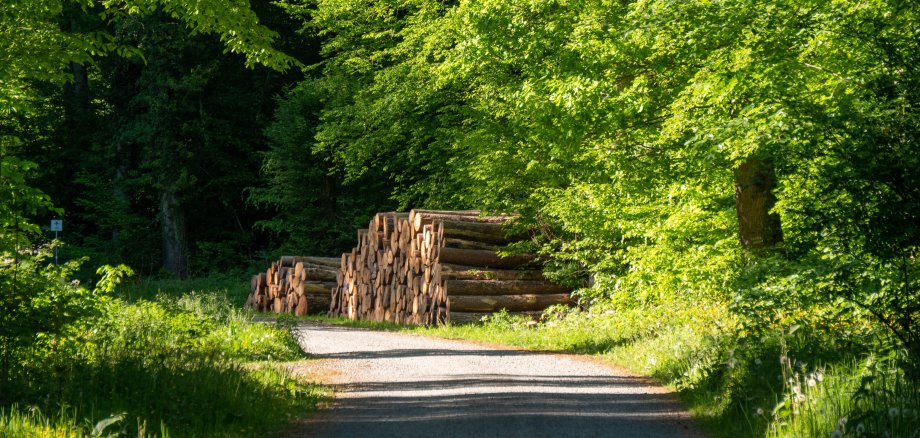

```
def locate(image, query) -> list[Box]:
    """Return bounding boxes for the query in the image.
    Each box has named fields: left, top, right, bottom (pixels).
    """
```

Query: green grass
left=768, top=357, right=920, bottom=438
left=0, top=405, right=83, bottom=438
left=1, top=276, right=328, bottom=437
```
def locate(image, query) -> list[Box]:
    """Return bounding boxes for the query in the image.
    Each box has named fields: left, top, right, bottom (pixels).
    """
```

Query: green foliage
left=769, top=356, right=920, bottom=438
left=3, top=0, right=309, bottom=278
left=3, top=284, right=322, bottom=437
left=0, top=405, right=84, bottom=438
left=0, top=252, right=107, bottom=387
left=295, top=0, right=920, bottom=366
left=251, top=79, right=395, bottom=255
left=95, top=264, right=135, bottom=294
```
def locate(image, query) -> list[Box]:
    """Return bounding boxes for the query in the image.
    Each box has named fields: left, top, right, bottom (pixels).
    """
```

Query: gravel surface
left=286, top=321, right=705, bottom=438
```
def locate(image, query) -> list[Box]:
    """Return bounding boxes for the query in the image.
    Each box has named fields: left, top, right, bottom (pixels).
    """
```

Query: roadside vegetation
left=1, top=266, right=324, bottom=437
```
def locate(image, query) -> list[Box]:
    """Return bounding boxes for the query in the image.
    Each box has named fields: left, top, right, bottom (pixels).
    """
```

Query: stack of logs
left=329, top=210, right=573, bottom=324
left=245, top=256, right=339, bottom=316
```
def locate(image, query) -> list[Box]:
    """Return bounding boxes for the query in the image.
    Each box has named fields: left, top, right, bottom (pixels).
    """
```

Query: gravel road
left=286, top=322, right=704, bottom=438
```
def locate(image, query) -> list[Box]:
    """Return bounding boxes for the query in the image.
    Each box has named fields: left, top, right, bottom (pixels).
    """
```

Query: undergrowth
left=1, top=276, right=326, bottom=437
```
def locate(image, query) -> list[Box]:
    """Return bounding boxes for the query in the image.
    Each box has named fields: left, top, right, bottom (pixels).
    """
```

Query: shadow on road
left=303, top=375, right=699, bottom=437
left=291, top=324, right=703, bottom=438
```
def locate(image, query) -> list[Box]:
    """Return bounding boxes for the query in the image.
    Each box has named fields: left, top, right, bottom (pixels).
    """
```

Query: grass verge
left=1, top=276, right=328, bottom=437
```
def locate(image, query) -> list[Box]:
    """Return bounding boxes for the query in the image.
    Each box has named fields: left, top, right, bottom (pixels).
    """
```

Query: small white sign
left=50, top=219, right=63, bottom=232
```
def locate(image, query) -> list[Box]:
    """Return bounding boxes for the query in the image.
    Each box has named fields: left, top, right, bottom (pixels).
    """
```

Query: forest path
left=285, top=321, right=704, bottom=438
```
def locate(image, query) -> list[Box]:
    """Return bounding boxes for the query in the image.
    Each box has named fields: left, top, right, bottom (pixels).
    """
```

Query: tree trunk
left=160, top=186, right=188, bottom=277
left=735, top=158, right=782, bottom=248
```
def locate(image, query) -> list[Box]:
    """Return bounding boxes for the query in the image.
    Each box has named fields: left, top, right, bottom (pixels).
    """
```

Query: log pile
left=245, top=256, right=339, bottom=316
left=329, top=210, right=573, bottom=324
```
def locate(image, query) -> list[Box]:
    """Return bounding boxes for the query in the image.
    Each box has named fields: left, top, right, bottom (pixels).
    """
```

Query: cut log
left=439, top=220, right=518, bottom=244
left=305, top=293, right=332, bottom=314
left=410, top=210, right=508, bottom=232
left=301, top=267, right=337, bottom=282
left=287, top=256, right=341, bottom=268
left=442, top=238, right=500, bottom=251
left=301, top=281, right=338, bottom=294
left=448, top=294, right=572, bottom=312
left=439, top=247, right=534, bottom=269
left=440, top=264, right=544, bottom=281
left=295, top=296, right=308, bottom=316
left=445, top=279, right=571, bottom=296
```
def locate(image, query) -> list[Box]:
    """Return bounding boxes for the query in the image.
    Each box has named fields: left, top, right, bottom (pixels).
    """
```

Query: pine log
left=295, top=297, right=308, bottom=316
left=442, top=238, right=500, bottom=251
left=301, top=281, right=338, bottom=294
left=411, top=209, right=480, bottom=226
left=440, top=264, right=544, bottom=281
left=438, top=220, right=519, bottom=244
left=301, top=267, right=337, bottom=282
left=305, top=292, right=332, bottom=313
left=288, top=256, right=341, bottom=268
left=445, top=279, right=571, bottom=296
left=438, top=247, right=534, bottom=269
left=448, top=294, right=571, bottom=312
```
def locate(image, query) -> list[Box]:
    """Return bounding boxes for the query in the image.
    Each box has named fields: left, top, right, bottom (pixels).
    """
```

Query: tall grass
left=0, top=405, right=170, bottom=437
left=769, top=356, right=920, bottom=438
left=1, top=277, right=326, bottom=437
left=0, top=406, right=82, bottom=438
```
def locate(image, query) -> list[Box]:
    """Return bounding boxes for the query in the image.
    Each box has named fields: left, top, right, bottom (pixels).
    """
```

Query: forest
left=2, top=0, right=918, bottom=436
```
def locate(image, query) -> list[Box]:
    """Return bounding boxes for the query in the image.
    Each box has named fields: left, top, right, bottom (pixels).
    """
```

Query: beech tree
left=287, top=0, right=919, bottom=358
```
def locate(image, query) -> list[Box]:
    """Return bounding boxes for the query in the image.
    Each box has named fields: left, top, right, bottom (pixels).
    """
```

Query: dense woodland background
left=2, top=0, right=919, bottom=436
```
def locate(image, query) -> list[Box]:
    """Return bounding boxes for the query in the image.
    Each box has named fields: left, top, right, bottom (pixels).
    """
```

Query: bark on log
left=439, top=247, right=534, bottom=269
left=448, top=294, right=572, bottom=312
left=443, top=238, right=500, bottom=251
left=439, top=220, right=518, bottom=244
left=440, top=264, right=544, bottom=281
left=305, top=293, right=332, bottom=313
left=284, top=256, right=342, bottom=268
left=301, top=267, right=338, bottom=281
left=445, top=279, right=571, bottom=296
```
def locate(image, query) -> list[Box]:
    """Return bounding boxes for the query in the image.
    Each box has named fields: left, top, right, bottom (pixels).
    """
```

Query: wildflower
left=888, top=407, right=899, bottom=418
left=807, top=377, right=817, bottom=387
left=855, top=423, right=865, bottom=435
left=754, top=358, right=762, bottom=365
left=756, top=408, right=764, bottom=416
left=830, top=430, right=842, bottom=438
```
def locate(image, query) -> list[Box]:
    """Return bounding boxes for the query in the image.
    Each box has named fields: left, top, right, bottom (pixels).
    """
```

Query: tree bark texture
left=735, top=158, right=783, bottom=248
left=159, top=186, right=188, bottom=277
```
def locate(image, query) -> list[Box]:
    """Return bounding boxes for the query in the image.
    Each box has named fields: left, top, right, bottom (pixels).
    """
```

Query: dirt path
left=286, top=322, right=704, bottom=438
